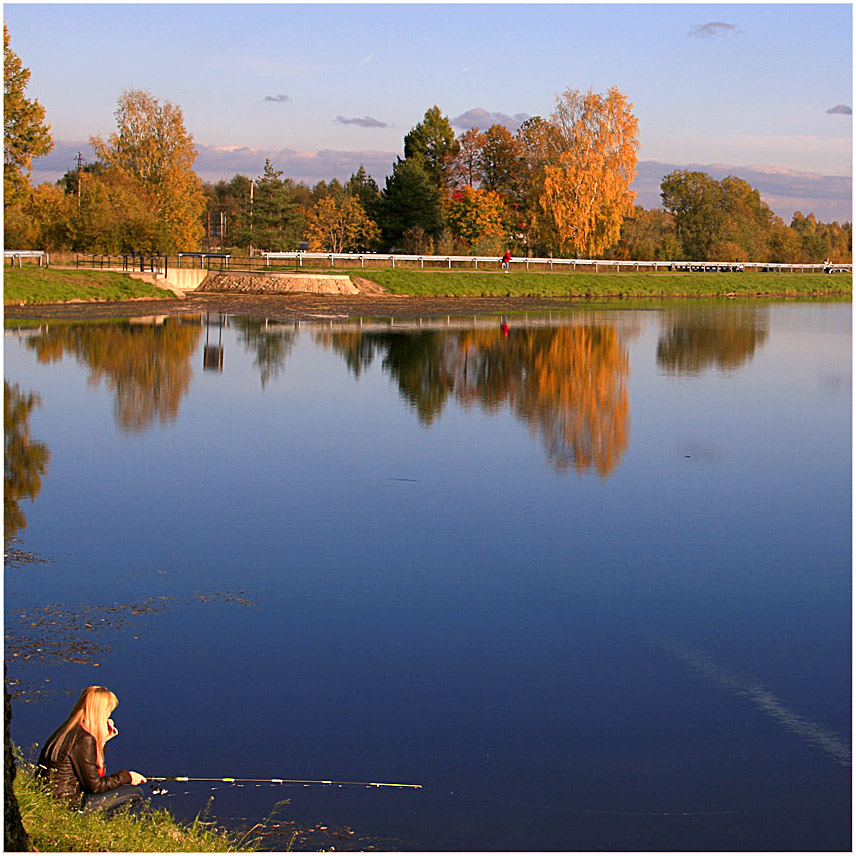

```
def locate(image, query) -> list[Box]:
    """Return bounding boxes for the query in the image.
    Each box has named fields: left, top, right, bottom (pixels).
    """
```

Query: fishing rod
left=147, top=775, right=422, bottom=793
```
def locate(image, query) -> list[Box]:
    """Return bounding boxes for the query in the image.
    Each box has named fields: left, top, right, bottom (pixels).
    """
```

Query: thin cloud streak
left=334, top=115, right=390, bottom=128
left=688, top=21, right=739, bottom=38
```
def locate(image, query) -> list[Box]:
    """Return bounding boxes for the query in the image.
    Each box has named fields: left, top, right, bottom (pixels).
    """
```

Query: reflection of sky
left=4, top=302, right=851, bottom=852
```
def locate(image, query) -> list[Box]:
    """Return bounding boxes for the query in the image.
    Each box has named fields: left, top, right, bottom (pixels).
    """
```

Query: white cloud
left=451, top=108, right=530, bottom=132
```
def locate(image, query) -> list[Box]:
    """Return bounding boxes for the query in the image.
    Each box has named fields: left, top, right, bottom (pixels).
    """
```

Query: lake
left=4, top=299, right=851, bottom=852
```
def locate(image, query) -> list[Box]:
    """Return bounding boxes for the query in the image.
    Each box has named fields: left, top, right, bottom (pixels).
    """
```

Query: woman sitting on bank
left=38, top=686, right=147, bottom=815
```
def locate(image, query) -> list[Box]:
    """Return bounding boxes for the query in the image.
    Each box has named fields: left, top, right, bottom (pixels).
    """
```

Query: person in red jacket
left=38, top=686, right=147, bottom=814
left=501, top=249, right=511, bottom=273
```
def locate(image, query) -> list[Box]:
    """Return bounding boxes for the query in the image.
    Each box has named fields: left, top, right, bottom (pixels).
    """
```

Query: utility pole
left=249, top=179, right=254, bottom=257
left=76, top=151, right=84, bottom=207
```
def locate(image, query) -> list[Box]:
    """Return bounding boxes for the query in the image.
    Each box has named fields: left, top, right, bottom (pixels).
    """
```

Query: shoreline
left=3, top=290, right=852, bottom=323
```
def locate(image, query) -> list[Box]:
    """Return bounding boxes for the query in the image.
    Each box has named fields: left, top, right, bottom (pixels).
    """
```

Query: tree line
left=4, top=24, right=850, bottom=263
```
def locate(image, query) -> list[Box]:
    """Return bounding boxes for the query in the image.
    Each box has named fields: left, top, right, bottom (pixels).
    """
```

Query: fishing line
left=421, top=786, right=743, bottom=818
left=146, top=775, right=743, bottom=820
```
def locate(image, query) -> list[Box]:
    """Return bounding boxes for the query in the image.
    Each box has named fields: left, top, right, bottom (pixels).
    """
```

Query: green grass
left=13, top=760, right=259, bottom=852
left=4, top=264, right=851, bottom=303
left=347, top=268, right=851, bottom=298
left=3, top=267, right=177, bottom=304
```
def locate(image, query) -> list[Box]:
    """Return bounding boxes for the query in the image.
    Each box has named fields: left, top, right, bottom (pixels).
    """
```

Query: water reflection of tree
left=4, top=382, right=50, bottom=541
left=657, top=307, right=769, bottom=375
left=323, top=325, right=630, bottom=476
left=26, top=320, right=201, bottom=432
left=231, top=317, right=297, bottom=388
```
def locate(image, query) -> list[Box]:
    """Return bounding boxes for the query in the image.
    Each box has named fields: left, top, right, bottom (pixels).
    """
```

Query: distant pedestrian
left=501, top=250, right=511, bottom=273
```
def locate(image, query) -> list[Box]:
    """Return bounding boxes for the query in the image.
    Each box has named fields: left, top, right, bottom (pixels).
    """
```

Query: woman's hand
left=106, top=718, right=119, bottom=740
left=129, top=771, right=147, bottom=785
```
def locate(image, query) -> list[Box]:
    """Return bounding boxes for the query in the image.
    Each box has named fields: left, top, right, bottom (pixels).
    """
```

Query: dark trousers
left=82, top=784, right=144, bottom=815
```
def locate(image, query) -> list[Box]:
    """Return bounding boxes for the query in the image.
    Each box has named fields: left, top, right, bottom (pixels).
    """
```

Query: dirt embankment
left=198, top=272, right=390, bottom=296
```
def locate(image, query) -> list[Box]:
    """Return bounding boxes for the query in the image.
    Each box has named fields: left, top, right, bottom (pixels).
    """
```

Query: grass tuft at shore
left=3, top=267, right=177, bottom=304
left=13, top=761, right=258, bottom=852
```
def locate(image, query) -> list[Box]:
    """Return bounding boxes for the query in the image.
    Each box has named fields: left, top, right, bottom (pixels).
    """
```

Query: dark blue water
left=5, top=301, right=851, bottom=851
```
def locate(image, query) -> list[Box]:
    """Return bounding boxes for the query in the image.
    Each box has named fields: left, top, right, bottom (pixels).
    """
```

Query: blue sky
left=5, top=2, right=853, bottom=221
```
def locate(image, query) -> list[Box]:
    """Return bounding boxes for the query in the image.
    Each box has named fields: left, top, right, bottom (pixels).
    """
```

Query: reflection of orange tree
left=657, top=307, right=769, bottom=375
left=454, top=327, right=629, bottom=475
left=323, top=325, right=630, bottom=476
left=27, top=320, right=201, bottom=432
left=4, top=382, right=50, bottom=540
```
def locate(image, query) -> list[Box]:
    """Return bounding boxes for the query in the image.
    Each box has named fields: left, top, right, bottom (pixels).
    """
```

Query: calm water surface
left=4, top=301, right=851, bottom=851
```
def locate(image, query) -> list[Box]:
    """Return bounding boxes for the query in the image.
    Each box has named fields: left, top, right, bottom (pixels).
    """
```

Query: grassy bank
left=350, top=269, right=851, bottom=298
left=3, top=267, right=177, bottom=304
left=3, top=264, right=851, bottom=304
left=13, top=761, right=256, bottom=852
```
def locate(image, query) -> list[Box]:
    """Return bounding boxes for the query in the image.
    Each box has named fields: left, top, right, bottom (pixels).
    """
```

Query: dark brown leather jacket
left=38, top=724, right=131, bottom=803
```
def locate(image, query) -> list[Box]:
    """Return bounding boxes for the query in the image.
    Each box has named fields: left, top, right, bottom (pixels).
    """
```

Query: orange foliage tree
left=537, top=87, right=639, bottom=258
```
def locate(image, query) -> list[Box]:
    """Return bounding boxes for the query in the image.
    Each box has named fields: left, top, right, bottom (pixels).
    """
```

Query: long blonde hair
left=45, top=686, right=118, bottom=769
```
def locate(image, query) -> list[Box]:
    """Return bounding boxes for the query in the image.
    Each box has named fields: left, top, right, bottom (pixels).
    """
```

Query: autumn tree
left=790, top=211, right=852, bottom=263
left=660, top=170, right=727, bottom=259
left=515, top=117, right=562, bottom=254
left=91, top=89, right=204, bottom=251
left=4, top=24, right=52, bottom=204
left=304, top=195, right=380, bottom=252
left=608, top=206, right=679, bottom=261
left=74, top=168, right=164, bottom=253
left=444, top=186, right=506, bottom=254
left=448, top=128, right=484, bottom=188
left=537, top=87, right=639, bottom=257
left=661, top=170, right=783, bottom=261
left=478, top=124, right=522, bottom=200
left=403, top=105, right=460, bottom=189
left=19, top=183, right=74, bottom=250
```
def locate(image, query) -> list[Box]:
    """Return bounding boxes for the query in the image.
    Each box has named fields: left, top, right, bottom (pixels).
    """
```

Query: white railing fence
left=260, top=251, right=851, bottom=274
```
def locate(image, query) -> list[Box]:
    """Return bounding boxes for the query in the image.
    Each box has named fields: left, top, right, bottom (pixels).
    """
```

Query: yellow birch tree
left=91, top=89, right=204, bottom=251
left=539, top=87, right=639, bottom=257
